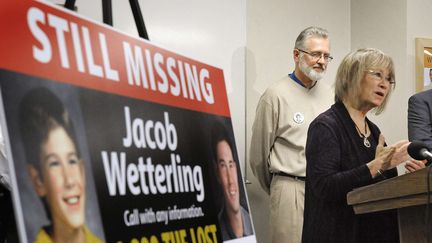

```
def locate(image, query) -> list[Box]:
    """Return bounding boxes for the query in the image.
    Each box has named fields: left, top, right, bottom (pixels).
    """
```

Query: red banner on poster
left=0, top=0, right=229, bottom=117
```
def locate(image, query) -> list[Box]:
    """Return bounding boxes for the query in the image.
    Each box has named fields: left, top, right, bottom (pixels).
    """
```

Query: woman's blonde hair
left=334, top=48, right=395, bottom=114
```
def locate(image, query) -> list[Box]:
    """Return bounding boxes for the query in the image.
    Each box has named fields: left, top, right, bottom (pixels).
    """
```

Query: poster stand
left=64, top=0, right=75, bottom=11
left=63, top=0, right=149, bottom=40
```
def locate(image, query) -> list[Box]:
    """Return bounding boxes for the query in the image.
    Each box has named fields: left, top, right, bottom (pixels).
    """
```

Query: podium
left=347, top=167, right=432, bottom=243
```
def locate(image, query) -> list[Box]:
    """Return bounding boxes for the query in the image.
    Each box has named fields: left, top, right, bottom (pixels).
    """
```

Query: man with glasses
left=249, top=26, right=333, bottom=243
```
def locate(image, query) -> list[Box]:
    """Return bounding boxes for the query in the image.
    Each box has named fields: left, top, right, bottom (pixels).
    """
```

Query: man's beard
left=299, top=57, right=326, bottom=81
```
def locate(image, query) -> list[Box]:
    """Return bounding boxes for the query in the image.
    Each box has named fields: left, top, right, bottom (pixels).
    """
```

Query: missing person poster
left=0, top=1, right=256, bottom=243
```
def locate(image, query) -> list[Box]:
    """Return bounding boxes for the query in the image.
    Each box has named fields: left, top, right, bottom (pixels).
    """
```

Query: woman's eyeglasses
left=366, top=70, right=395, bottom=85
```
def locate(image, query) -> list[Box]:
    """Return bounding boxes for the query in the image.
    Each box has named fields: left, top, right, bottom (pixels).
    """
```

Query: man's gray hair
left=294, top=26, right=329, bottom=50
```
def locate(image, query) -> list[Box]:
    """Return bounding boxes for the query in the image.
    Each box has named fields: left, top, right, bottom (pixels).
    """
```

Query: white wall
left=407, top=0, right=432, bottom=92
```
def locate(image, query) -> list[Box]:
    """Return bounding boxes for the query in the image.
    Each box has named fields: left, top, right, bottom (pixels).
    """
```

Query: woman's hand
left=368, top=134, right=395, bottom=177
left=388, top=139, right=410, bottom=169
left=404, top=159, right=426, bottom=173
left=375, top=134, right=398, bottom=171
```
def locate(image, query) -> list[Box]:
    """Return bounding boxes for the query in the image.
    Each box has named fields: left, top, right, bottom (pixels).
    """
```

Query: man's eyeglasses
left=297, top=49, right=333, bottom=62
left=366, top=70, right=395, bottom=85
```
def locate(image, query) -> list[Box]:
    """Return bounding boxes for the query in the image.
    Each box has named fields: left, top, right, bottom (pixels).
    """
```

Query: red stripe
left=0, top=0, right=230, bottom=117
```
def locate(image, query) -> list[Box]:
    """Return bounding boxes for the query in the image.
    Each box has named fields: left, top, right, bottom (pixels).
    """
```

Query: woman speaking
left=302, top=48, right=425, bottom=243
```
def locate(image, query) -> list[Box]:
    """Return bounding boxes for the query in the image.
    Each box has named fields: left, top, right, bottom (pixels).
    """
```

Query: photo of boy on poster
left=210, top=121, right=253, bottom=241
left=0, top=72, right=105, bottom=243
left=19, top=87, right=102, bottom=243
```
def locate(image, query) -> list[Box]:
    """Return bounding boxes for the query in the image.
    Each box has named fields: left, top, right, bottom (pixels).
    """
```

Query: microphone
left=408, top=141, right=432, bottom=166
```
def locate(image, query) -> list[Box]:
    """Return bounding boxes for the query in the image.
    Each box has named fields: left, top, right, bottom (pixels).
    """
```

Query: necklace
left=354, top=121, right=371, bottom=148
